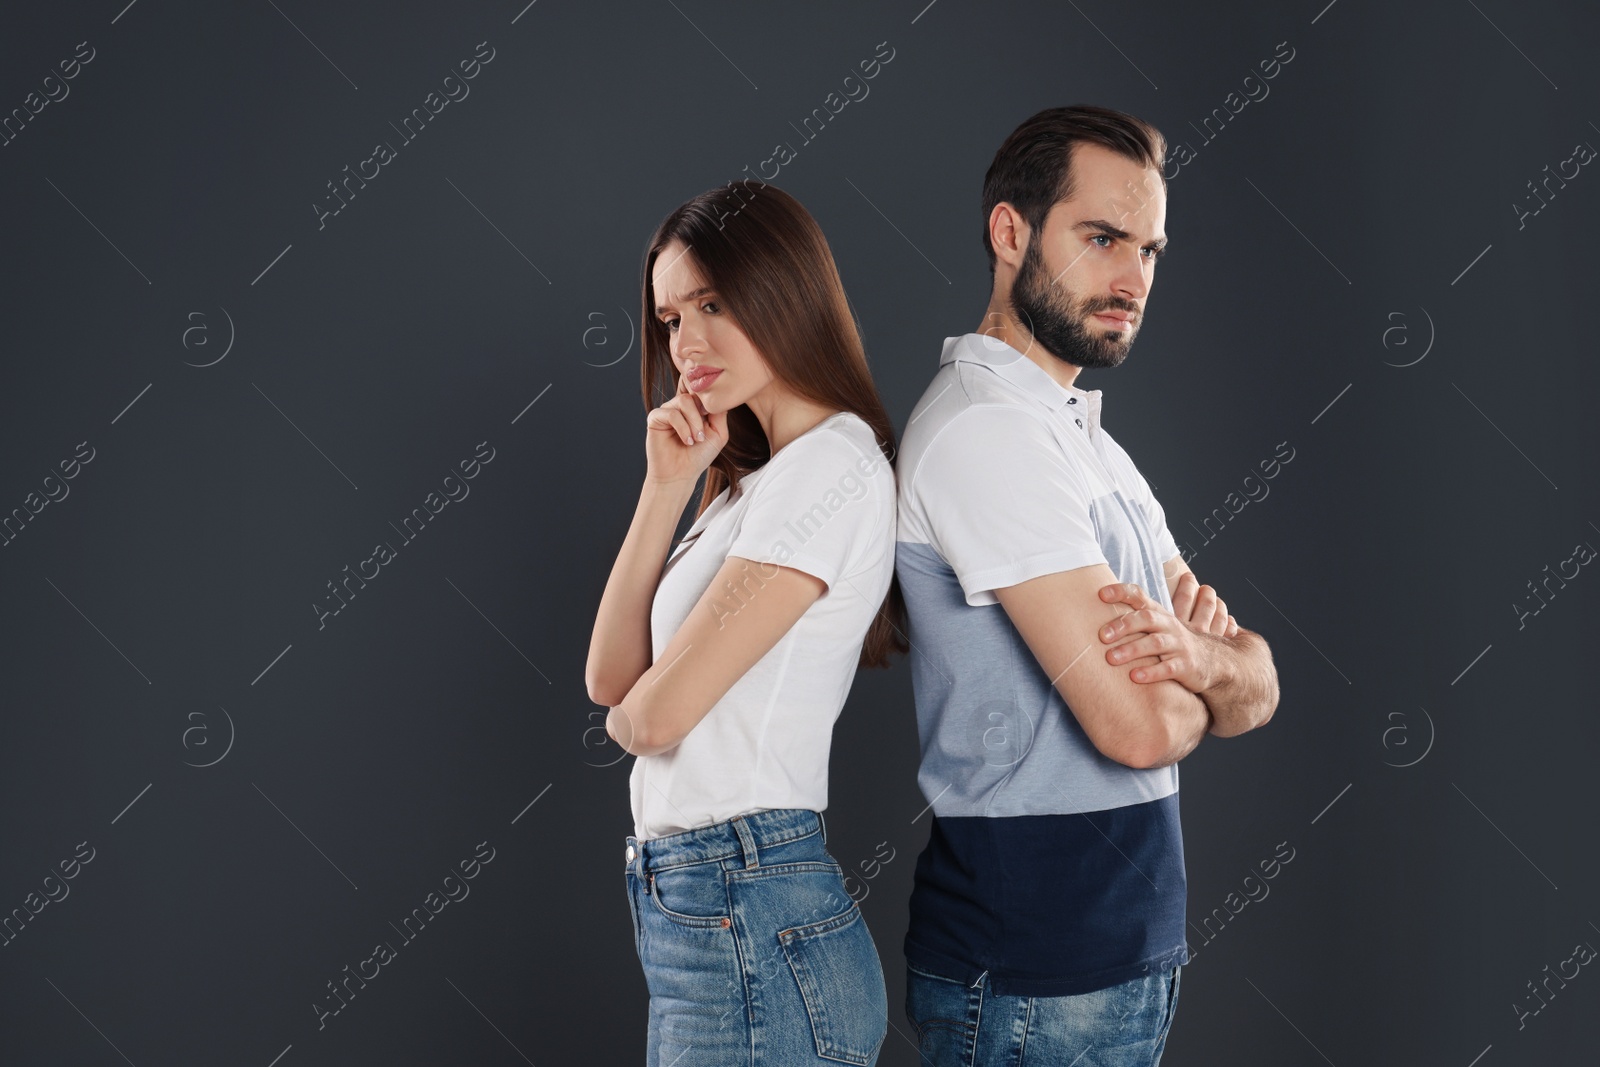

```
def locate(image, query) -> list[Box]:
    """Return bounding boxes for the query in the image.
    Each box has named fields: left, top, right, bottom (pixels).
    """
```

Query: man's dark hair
left=980, top=105, right=1167, bottom=274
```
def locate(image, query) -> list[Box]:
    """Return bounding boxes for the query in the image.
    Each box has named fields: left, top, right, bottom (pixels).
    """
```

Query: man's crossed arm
left=992, top=555, right=1279, bottom=769
left=1130, top=553, right=1280, bottom=739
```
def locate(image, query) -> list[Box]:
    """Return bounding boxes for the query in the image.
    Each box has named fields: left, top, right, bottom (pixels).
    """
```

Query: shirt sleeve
left=913, top=405, right=1108, bottom=607
left=1140, top=485, right=1180, bottom=565
left=726, top=428, right=890, bottom=591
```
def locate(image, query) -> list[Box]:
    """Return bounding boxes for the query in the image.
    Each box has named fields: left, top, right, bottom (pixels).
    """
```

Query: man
left=895, top=105, right=1280, bottom=1065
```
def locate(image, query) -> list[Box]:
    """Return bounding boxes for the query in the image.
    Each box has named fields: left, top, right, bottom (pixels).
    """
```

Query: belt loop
left=732, top=815, right=760, bottom=869
left=818, top=809, right=827, bottom=844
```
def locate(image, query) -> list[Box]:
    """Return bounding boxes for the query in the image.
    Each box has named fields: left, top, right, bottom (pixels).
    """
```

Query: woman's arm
left=605, top=555, right=828, bottom=757
left=585, top=476, right=698, bottom=707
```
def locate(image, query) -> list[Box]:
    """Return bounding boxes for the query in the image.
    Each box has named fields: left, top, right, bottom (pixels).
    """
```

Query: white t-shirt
left=628, top=411, right=897, bottom=840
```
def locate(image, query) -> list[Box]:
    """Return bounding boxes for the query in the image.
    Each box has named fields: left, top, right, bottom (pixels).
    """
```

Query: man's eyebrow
left=654, top=286, right=715, bottom=316
left=1073, top=218, right=1168, bottom=247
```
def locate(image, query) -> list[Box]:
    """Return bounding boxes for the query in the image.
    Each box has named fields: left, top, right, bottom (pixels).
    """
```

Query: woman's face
left=651, top=239, right=775, bottom=415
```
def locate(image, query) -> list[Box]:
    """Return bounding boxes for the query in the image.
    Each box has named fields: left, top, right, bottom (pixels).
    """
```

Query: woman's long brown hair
left=639, top=182, right=907, bottom=669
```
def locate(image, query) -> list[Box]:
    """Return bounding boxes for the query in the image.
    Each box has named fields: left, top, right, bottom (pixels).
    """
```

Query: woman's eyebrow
left=655, top=286, right=716, bottom=315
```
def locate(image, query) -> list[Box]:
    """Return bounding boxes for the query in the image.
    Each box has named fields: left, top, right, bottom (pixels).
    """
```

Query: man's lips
left=1092, top=311, right=1136, bottom=330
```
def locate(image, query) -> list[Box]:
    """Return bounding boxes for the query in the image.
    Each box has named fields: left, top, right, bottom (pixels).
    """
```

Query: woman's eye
left=702, top=301, right=719, bottom=314
left=663, top=318, right=678, bottom=331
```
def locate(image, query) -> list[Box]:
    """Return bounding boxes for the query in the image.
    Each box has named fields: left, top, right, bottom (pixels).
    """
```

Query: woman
left=586, top=182, right=905, bottom=1065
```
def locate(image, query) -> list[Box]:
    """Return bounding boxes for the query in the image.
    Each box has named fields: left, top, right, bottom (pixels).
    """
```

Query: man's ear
left=990, top=202, right=1028, bottom=270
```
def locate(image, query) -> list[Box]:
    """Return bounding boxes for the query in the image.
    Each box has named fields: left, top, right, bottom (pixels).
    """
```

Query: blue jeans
left=904, top=959, right=1181, bottom=1066
left=624, top=808, right=888, bottom=1065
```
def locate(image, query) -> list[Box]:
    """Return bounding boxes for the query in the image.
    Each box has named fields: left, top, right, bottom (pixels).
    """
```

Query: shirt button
left=1075, top=418, right=1084, bottom=428
left=1067, top=397, right=1077, bottom=404
left=626, top=844, right=636, bottom=862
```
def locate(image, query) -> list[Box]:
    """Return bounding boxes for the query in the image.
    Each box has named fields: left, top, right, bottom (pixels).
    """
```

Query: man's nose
left=1115, top=251, right=1151, bottom=299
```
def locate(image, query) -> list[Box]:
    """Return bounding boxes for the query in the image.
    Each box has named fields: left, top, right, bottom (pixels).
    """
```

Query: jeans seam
left=727, top=860, right=841, bottom=884
left=967, top=980, right=983, bottom=1067
left=777, top=893, right=860, bottom=943
left=906, top=959, right=968, bottom=986
left=1016, top=993, right=1033, bottom=1063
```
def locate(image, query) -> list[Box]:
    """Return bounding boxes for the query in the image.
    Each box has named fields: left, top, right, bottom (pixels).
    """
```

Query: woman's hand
left=645, top=368, right=727, bottom=486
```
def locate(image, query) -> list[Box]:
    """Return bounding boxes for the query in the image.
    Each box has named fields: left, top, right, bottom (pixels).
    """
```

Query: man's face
left=1007, top=143, right=1167, bottom=370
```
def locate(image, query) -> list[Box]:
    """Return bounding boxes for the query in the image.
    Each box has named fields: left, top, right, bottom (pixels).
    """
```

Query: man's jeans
left=904, top=959, right=1180, bottom=1066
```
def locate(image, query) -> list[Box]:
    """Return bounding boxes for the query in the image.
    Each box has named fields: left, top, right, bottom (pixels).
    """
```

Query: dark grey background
left=1, top=1, right=1595, bottom=1063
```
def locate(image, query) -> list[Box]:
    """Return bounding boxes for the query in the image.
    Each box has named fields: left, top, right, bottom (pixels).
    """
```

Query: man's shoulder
left=902, top=368, right=1053, bottom=471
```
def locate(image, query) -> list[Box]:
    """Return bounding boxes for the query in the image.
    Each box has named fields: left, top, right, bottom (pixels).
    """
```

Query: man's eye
left=1090, top=234, right=1164, bottom=260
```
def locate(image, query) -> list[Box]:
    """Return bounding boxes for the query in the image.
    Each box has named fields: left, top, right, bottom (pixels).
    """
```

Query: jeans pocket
left=1161, top=965, right=1182, bottom=1034
left=779, top=900, right=888, bottom=1065
left=904, top=961, right=976, bottom=1057
left=647, top=862, right=732, bottom=928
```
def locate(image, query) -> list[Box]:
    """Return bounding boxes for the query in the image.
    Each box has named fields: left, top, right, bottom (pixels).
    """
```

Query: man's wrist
left=1196, top=630, right=1239, bottom=697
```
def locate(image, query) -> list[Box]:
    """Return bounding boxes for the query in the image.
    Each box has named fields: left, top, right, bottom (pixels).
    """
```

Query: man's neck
left=975, top=303, right=1082, bottom=393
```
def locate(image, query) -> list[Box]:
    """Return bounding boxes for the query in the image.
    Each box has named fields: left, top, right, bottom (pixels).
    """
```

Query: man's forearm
left=1147, top=684, right=1213, bottom=767
left=1197, top=627, right=1278, bottom=737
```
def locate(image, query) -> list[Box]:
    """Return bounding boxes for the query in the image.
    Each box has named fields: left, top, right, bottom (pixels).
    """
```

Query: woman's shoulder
left=780, top=410, right=889, bottom=468
left=824, top=412, right=895, bottom=487
left=756, top=412, right=895, bottom=519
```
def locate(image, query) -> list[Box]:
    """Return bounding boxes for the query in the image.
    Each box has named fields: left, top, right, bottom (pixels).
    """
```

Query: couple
left=586, top=104, right=1280, bottom=1066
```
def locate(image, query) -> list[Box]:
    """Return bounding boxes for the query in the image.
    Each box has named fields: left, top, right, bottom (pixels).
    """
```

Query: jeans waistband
left=626, top=808, right=826, bottom=872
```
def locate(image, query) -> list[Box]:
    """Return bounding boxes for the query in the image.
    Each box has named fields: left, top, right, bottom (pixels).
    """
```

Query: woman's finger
left=664, top=394, right=706, bottom=441
left=649, top=406, right=694, bottom=447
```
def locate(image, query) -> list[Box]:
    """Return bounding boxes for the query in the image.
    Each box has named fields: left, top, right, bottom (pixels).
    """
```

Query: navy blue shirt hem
left=905, top=936, right=1188, bottom=998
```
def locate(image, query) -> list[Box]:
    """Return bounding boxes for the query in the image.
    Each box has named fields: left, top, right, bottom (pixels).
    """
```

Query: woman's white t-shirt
left=629, top=411, right=897, bottom=840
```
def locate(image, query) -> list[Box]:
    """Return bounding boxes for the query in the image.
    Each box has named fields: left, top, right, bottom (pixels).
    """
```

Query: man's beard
left=1009, top=237, right=1140, bottom=370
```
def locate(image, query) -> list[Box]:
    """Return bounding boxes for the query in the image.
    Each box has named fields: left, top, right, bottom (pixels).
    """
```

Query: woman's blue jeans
left=625, top=807, right=888, bottom=1065
left=905, top=958, right=1181, bottom=1065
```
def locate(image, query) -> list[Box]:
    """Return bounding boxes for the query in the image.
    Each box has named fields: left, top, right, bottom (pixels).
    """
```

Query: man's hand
left=1169, top=570, right=1239, bottom=638
left=1097, top=582, right=1223, bottom=695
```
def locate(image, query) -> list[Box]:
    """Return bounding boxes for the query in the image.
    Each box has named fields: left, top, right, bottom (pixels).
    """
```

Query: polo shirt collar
left=940, top=332, right=1103, bottom=432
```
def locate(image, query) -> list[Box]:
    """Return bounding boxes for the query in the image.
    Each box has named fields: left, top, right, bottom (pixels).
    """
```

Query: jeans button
left=626, top=844, right=636, bottom=862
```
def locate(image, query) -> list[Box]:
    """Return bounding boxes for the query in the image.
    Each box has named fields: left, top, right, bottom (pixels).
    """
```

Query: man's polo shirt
left=894, top=331, right=1189, bottom=996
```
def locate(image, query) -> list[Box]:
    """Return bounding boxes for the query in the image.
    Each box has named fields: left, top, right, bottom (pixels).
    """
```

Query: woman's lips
left=688, top=369, right=722, bottom=392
